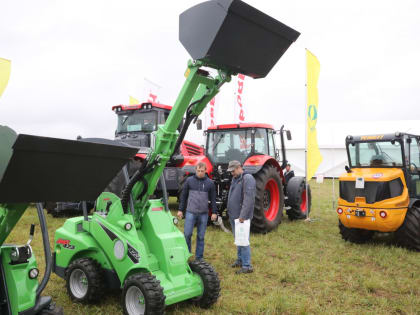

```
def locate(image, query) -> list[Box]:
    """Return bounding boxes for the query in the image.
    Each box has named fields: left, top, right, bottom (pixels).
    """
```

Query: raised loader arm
left=121, top=61, right=232, bottom=220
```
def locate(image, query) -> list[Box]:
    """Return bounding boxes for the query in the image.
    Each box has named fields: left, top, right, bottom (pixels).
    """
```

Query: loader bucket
left=0, top=132, right=138, bottom=203
left=179, top=0, right=300, bottom=78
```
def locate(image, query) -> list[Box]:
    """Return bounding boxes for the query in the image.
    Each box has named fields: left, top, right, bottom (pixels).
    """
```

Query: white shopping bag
left=234, top=219, right=250, bottom=246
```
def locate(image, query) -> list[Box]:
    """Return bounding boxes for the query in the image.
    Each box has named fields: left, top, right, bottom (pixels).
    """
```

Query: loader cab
left=205, top=123, right=277, bottom=169
left=345, top=133, right=420, bottom=200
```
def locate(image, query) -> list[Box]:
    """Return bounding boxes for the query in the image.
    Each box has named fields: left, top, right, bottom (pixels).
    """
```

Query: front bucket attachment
left=0, top=133, right=138, bottom=203
left=179, top=0, right=300, bottom=78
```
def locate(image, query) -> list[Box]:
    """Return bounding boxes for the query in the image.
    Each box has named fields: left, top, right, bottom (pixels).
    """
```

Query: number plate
left=355, top=210, right=366, bottom=217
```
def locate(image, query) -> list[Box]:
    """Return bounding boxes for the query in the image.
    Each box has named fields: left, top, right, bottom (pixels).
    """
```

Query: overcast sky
left=1, top=0, right=419, bottom=143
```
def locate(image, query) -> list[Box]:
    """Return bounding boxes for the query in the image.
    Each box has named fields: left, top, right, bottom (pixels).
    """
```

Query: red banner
left=209, top=97, right=216, bottom=126
left=236, top=74, right=245, bottom=122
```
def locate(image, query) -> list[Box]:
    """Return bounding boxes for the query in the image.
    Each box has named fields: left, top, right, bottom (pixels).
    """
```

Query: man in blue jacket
left=178, top=162, right=218, bottom=260
left=227, top=160, right=256, bottom=274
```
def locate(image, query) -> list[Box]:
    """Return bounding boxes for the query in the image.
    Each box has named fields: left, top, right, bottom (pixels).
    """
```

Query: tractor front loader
left=53, top=0, right=300, bottom=314
left=0, top=125, right=137, bottom=315
left=337, top=132, right=420, bottom=251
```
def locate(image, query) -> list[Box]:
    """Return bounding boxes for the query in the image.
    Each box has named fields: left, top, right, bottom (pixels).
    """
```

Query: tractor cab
left=112, top=102, right=173, bottom=149
left=343, top=133, right=420, bottom=203
left=205, top=123, right=278, bottom=171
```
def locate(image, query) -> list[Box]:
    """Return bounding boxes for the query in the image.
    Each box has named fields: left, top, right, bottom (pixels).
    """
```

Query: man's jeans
left=184, top=211, right=208, bottom=259
left=230, top=218, right=252, bottom=268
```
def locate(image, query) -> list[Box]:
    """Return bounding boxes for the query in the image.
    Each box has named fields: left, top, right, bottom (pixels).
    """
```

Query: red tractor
left=182, top=123, right=311, bottom=233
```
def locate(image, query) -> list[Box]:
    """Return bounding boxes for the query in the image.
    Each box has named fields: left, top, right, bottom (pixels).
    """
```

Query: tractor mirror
left=179, top=0, right=300, bottom=78
left=196, top=119, right=203, bottom=130
left=286, top=130, right=292, bottom=140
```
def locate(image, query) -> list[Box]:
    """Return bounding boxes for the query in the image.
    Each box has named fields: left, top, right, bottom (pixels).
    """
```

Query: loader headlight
left=114, top=240, right=125, bottom=260
left=29, top=268, right=39, bottom=279
left=124, top=223, right=132, bottom=231
left=173, top=217, right=179, bottom=225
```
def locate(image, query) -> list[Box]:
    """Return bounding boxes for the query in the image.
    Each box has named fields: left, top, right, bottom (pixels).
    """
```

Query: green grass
left=6, top=180, right=419, bottom=314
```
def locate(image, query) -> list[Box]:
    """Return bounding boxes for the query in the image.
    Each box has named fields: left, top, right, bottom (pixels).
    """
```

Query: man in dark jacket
left=284, top=163, right=295, bottom=185
left=178, top=162, right=217, bottom=260
left=227, top=160, right=256, bottom=274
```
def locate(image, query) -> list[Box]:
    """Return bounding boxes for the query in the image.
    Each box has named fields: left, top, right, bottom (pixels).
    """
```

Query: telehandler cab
left=337, top=132, right=420, bottom=251
left=53, top=0, right=300, bottom=314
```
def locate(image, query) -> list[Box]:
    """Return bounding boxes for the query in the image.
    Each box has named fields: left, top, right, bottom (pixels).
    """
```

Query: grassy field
left=6, top=180, right=419, bottom=315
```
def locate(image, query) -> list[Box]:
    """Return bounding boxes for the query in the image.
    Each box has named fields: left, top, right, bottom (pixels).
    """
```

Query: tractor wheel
left=43, top=202, right=56, bottom=214
left=395, top=206, right=420, bottom=251
left=189, top=260, right=220, bottom=308
left=65, top=258, right=104, bottom=303
left=122, top=273, right=165, bottom=315
left=286, top=177, right=312, bottom=220
left=177, top=174, right=189, bottom=202
left=252, top=165, right=284, bottom=233
left=338, top=220, right=374, bottom=244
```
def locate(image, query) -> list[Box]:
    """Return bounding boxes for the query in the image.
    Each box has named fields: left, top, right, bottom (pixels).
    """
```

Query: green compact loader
left=53, top=0, right=300, bottom=314
left=0, top=126, right=138, bottom=315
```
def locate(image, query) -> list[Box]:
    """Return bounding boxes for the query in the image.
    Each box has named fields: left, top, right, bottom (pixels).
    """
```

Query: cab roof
left=346, top=132, right=420, bottom=143
left=207, top=123, right=274, bottom=130
left=112, top=102, right=172, bottom=112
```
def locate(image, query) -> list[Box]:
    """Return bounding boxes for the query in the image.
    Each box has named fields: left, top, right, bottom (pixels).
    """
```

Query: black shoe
left=231, top=261, right=242, bottom=268
left=235, top=267, right=253, bottom=274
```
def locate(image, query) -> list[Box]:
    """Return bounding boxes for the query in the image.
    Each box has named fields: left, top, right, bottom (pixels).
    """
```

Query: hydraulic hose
left=35, top=203, right=52, bottom=297
left=120, top=160, right=155, bottom=212
left=171, top=95, right=206, bottom=159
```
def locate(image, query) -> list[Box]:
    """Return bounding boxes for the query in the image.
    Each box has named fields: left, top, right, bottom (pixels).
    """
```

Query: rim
left=125, top=286, right=146, bottom=315
left=69, top=269, right=88, bottom=299
left=263, top=179, right=280, bottom=221
left=300, top=190, right=307, bottom=213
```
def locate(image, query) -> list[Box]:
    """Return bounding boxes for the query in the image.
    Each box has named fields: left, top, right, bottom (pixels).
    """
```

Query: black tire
left=252, top=165, right=284, bottom=233
left=189, top=260, right=220, bottom=308
left=395, top=206, right=420, bottom=251
left=43, top=202, right=57, bottom=214
left=65, top=258, right=104, bottom=303
left=177, top=174, right=189, bottom=203
left=285, top=177, right=312, bottom=220
left=338, top=220, right=374, bottom=244
left=122, top=273, right=165, bottom=315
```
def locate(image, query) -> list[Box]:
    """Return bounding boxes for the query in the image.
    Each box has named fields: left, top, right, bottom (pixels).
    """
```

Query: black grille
left=340, top=178, right=403, bottom=204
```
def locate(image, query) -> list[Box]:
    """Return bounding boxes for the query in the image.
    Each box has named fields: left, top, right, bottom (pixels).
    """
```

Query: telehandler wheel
left=65, top=258, right=104, bottom=303
left=252, top=165, right=284, bottom=233
left=285, top=176, right=311, bottom=220
left=122, top=273, right=165, bottom=315
left=395, top=206, right=420, bottom=252
left=189, top=260, right=220, bottom=308
left=338, top=220, right=374, bottom=244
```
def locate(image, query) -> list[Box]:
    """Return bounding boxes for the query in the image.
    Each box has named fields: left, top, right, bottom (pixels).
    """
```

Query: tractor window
left=254, top=128, right=269, bottom=156
left=207, top=130, right=250, bottom=164
left=348, top=141, right=403, bottom=167
left=268, top=130, right=276, bottom=157
left=117, top=111, right=157, bottom=133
